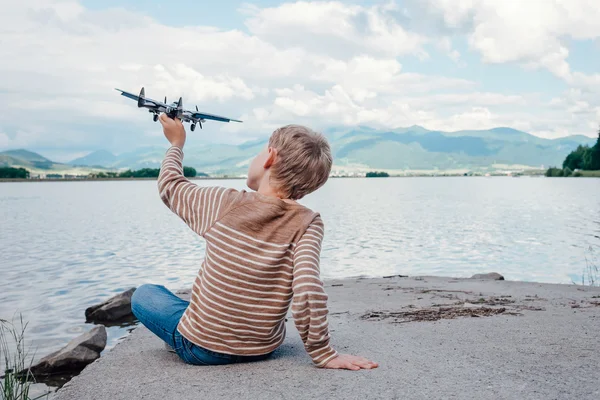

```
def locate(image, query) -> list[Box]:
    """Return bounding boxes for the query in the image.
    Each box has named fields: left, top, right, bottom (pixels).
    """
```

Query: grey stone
left=85, top=288, right=136, bottom=322
left=470, top=272, right=504, bottom=280
left=27, top=325, right=107, bottom=376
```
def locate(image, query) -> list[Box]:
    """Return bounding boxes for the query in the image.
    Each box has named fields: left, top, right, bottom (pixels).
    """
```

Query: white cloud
left=0, top=132, right=9, bottom=149
left=270, top=84, right=437, bottom=129
left=431, top=107, right=496, bottom=131
left=0, top=127, right=48, bottom=150
left=437, top=37, right=462, bottom=64
left=0, top=0, right=599, bottom=156
left=243, top=1, right=427, bottom=59
left=408, top=92, right=526, bottom=108
left=423, top=0, right=600, bottom=82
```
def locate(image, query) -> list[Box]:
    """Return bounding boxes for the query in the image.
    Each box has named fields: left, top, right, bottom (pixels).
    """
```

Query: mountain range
left=1, top=126, right=596, bottom=175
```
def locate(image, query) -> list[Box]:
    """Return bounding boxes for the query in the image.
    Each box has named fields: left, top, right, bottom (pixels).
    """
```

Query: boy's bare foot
left=323, top=354, right=379, bottom=370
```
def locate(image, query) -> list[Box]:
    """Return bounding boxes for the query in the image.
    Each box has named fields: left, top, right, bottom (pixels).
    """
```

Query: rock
left=85, top=288, right=136, bottom=322
left=470, top=272, right=505, bottom=281
left=175, top=288, right=192, bottom=301
left=26, top=326, right=107, bottom=376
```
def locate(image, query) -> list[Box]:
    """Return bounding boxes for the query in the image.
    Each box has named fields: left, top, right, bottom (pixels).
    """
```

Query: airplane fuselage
left=116, top=87, right=241, bottom=131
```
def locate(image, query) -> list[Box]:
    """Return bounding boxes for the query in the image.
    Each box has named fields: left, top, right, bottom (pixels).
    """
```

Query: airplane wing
left=115, top=88, right=140, bottom=101
left=115, top=88, right=167, bottom=109
left=191, top=111, right=242, bottom=123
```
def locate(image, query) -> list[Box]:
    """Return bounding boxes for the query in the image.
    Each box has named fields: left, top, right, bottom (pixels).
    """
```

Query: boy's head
left=247, top=124, right=332, bottom=200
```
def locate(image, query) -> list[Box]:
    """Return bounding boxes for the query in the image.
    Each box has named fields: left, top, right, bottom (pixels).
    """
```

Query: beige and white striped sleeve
left=157, top=146, right=237, bottom=236
left=291, top=215, right=338, bottom=367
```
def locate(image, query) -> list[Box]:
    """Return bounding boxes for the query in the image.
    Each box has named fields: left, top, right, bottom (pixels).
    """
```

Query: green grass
left=0, top=317, right=49, bottom=400
left=581, top=247, right=599, bottom=287
left=576, top=170, right=600, bottom=177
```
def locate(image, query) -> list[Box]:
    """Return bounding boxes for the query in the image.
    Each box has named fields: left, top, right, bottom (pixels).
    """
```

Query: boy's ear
left=263, top=147, right=277, bottom=169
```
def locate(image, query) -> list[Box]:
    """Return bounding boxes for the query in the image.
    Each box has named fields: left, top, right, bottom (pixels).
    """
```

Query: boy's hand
left=323, top=354, right=378, bottom=371
left=159, top=113, right=186, bottom=149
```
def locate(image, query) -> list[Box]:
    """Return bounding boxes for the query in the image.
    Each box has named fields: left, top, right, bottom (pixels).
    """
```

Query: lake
left=1, top=177, right=599, bottom=384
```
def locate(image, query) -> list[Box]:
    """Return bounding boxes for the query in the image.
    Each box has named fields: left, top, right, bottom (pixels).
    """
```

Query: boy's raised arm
left=158, top=147, right=234, bottom=236
left=157, top=114, right=235, bottom=236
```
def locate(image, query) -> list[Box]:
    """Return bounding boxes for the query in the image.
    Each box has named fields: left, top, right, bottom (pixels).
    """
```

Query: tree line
left=547, top=128, right=600, bottom=177
left=366, top=171, right=390, bottom=178
left=0, top=166, right=203, bottom=179
left=0, top=167, right=30, bottom=179
left=89, top=166, right=200, bottom=179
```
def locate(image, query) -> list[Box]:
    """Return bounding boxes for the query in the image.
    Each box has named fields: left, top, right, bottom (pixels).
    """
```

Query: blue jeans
left=131, top=284, right=274, bottom=365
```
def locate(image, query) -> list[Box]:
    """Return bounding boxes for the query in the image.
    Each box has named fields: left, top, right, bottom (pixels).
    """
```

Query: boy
left=131, top=114, right=378, bottom=371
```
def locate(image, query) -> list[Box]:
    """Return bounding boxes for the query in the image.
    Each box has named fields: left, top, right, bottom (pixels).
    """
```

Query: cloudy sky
left=1, top=0, right=599, bottom=161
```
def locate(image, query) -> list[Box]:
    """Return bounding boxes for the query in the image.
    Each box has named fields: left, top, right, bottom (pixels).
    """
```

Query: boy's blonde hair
left=268, top=125, right=332, bottom=200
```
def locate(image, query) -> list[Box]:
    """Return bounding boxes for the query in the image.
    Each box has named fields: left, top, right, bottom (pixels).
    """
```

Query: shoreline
left=55, top=274, right=600, bottom=400
left=1, top=175, right=575, bottom=183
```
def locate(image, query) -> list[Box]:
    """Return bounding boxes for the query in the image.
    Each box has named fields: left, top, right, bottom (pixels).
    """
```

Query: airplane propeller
left=196, top=106, right=203, bottom=129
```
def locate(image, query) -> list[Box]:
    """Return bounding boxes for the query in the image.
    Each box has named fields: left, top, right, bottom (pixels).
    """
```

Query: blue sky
left=1, top=0, right=599, bottom=161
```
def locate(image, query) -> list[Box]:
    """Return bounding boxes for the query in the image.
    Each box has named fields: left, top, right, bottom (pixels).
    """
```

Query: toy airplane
left=115, top=87, right=242, bottom=131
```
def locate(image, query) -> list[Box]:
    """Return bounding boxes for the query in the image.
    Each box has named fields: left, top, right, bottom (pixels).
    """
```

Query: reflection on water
left=1, top=177, right=599, bottom=389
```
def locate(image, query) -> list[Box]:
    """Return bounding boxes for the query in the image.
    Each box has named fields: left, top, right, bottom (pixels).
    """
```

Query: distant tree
left=560, top=126, right=600, bottom=171
left=562, top=145, right=589, bottom=170
left=587, top=127, right=600, bottom=170
left=563, top=167, right=573, bottom=177
left=0, top=167, right=29, bottom=179
left=118, top=168, right=159, bottom=178
left=133, top=168, right=160, bottom=178
left=92, top=167, right=202, bottom=179
left=582, top=148, right=594, bottom=170
left=366, top=171, right=390, bottom=178
left=183, top=166, right=197, bottom=178
left=545, top=167, right=564, bottom=177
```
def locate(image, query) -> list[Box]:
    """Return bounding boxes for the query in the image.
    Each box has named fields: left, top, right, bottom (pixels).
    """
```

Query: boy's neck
left=256, top=176, right=296, bottom=204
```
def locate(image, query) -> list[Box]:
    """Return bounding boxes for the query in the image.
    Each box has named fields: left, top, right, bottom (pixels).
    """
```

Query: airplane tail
left=138, top=87, right=145, bottom=108
left=176, top=97, right=183, bottom=118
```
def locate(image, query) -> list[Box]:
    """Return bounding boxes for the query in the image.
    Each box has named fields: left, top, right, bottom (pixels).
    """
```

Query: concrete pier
left=56, top=276, right=600, bottom=400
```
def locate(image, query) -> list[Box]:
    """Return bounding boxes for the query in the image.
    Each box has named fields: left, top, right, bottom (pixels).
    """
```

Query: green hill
left=0, top=149, right=59, bottom=170
left=0, top=149, right=100, bottom=174
left=1, top=149, right=52, bottom=162
left=329, top=126, right=595, bottom=171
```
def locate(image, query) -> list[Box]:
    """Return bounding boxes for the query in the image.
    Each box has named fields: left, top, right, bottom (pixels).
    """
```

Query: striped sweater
left=157, top=146, right=338, bottom=367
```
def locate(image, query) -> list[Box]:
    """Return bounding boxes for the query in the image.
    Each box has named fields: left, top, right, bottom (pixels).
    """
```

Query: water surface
left=1, top=177, right=599, bottom=378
